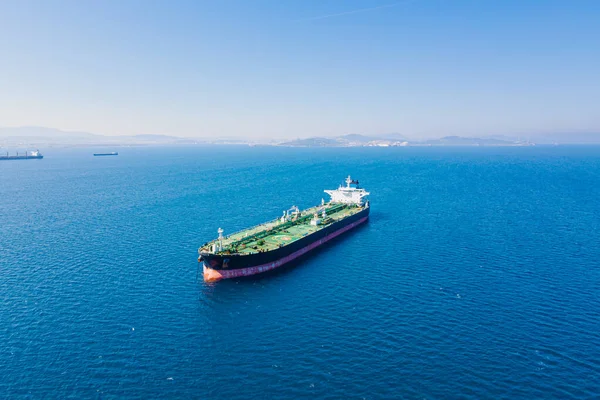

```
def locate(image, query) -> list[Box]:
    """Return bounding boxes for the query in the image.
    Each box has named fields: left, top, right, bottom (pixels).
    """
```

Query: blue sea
left=1, top=146, right=599, bottom=399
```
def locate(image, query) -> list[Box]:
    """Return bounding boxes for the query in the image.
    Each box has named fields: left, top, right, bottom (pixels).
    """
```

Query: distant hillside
left=376, top=133, right=408, bottom=141
left=279, top=137, right=341, bottom=147
left=338, top=133, right=407, bottom=143
left=529, top=132, right=600, bottom=144
left=337, top=134, right=374, bottom=143
left=422, top=136, right=517, bottom=146
left=2, top=126, right=598, bottom=147
left=280, top=133, right=411, bottom=147
left=0, top=127, right=194, bottom=146
left=0, top=127, right=103, bottom=144
left=0, top=126, right=100, bottom=138
left=280, top=132, right=600, bottom=146
left=126, top=134, right=181, bottom=142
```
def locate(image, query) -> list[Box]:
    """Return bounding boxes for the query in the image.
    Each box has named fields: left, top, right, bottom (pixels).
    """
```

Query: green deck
left=200, top=203, right=365, bottom=255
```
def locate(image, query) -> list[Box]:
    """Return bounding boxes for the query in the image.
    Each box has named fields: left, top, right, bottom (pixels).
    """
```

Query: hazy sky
left=1, top=0, right=599, bottom=139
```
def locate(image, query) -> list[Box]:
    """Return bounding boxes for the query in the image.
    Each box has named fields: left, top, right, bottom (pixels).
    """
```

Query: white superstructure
left=324, top=176, right=370, bottom=206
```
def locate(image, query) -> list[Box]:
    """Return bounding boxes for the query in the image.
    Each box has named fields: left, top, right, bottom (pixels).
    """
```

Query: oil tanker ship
left=0, top=150, right=43, bottom=160
left=198, top=176, right=370, bottom=282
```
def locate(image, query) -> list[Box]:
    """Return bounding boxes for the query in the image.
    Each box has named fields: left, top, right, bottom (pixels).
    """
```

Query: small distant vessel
left=93, top=152, right=119, bottom=156
left=0, top=150, right=44, bottom=161
left=198, top=176, right=370, bottom=282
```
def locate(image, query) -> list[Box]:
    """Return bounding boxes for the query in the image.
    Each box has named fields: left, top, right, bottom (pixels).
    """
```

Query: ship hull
left=201, top=206, right=369, bottom=282
left=0, top=156, right=43, bottom=160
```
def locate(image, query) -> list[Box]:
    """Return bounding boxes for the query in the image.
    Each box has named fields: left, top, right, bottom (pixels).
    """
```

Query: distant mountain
left=279, top=137, right=342, bottom=147
left=126, top=134, right=182, bottom=142
left=337, top=133, right=408, bottom=143
left=422, top=136, right=517, bottom=146
left=0, top=126, right=98, bottom=137
left=0, top=127, right=193, bottom=146
left=209, top=139, right=249, bottom=144
left=337, top=134, right=374, bottom=143
left=277, top=134, right=533, bottom=147
left=529, top=132, right=600, bottom=144
left=485, top=134, right=521, bottom=142
left=0, top=127, right=103, bottom=142
left=376, top=133, right=408, bottom=141
left=3, top=126, right=598, bottom=147
left=280, top=133, right=411, bottom=147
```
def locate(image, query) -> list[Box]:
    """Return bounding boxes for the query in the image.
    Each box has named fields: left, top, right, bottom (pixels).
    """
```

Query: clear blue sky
left=0, top=0, right=599, bottom=139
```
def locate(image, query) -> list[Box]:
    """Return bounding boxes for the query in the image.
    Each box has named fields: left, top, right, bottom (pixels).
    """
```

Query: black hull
left=200, top=206, right=369, bottom=280
left=0, top=156, right=43, bottom=160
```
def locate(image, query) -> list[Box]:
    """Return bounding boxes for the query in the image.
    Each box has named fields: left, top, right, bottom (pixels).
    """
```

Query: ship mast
left=218, top=228, right=224, bottom=252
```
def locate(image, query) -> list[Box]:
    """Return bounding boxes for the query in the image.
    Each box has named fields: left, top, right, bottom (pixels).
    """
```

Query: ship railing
left=203, top=217, right=287, bottom=256
left=219, top=217, right=282, bottom=241
left=217, top=203, right=335, bottom=241
left=227, top=214, right=314, bottom=249
left=217, top=203, right=349, bottom=252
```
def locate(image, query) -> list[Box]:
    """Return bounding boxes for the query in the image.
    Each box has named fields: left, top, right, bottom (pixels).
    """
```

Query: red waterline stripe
left=208, top=215, right=368, bottom=279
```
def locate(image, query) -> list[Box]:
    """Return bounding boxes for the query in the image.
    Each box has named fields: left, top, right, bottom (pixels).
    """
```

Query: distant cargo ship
left=93, top=152, right=118, bottom=156
left=0, top=150, right=44, bottom=160
left=198, top=176, right=370, bottom=282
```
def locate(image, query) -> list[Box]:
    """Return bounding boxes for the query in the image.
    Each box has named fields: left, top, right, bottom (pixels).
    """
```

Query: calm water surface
left=1, top=146, right=599, bottom=399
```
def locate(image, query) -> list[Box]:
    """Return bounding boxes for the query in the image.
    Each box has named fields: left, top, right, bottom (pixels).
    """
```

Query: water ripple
left=1, top=146, right=600, bottom=399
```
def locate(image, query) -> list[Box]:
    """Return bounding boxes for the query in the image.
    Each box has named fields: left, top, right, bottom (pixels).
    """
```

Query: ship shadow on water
left=364, top=209, right=387, bottom=222
left=223, top=220, right=370, bottom=284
